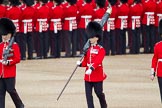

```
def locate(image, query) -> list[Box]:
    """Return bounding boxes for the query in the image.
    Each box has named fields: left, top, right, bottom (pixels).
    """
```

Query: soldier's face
left=2, top=33, right=11, bottom=42
left=89, top=36, right=98, bottom=44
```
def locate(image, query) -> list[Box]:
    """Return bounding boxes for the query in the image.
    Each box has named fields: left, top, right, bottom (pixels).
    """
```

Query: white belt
left=81, top=15, right=92, bottom=28
left=118, top=16, right=128, bottom=30
left=37, top=19, right=47, bottom=32
left=145, top=12, right=154, bottom=15
left=37, top=19, right=47, bottom=22
left=157, top=14, right=162, bottom=17
left=118, top=16, right=128, bottom=19
left=51, top=19, right=61, bottom=33
left=65, top=17, right=76, bottom=31
left=12, top=19, right=19, bottom=23
left=22, top=19, right=32, bottom=23
left=158, top=59, right=162, bottom=62
left=157, top=14, right=162, bottom=22
left=22, top=19, right=33, bottom=34
left=65, top=17, right=76, bottom=20
left=131, top=16, right=140, bottom=30
left=145, top=12, right=154, bottom=26
left=51, top=18, right=61, bottom=22
left=81, top=15, right=92, bottom=19
left=107, top=18, right=115, bottom=32
left=108, top=18, right=115, bottom=21
left=131, top=16, right=140, bottom=19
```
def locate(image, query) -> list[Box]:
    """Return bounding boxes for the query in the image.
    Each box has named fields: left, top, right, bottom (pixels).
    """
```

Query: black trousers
left=158, top=77, right=162, bottom=103
left=63, top=30, right=77, bottom=57
left=19, top=32, right=34, bottom=59
left=116, top=29, right=126, bottom=54
left=142, top=24, right=155, bottom=53
left=85, top=81, right=107, bottom=108
left=103, top=30, right=116, bottom=55
left=36, top=31, right=49, bottom=58
left=49, top=31, right=61, bottom=58
left=0, top=78, right=24, bottom=108
left=128, top=28, right=141, bottom=54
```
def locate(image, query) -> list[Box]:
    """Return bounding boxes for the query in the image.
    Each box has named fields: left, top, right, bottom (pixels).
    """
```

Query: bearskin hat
left=66, top=0, right=77, bottom=5
left=95, top=0, right=106, bottom=8
left=40, top=0, right=48, bottom=3
left=23, top=0, right=34, bottom=6
left=108, top=0, right=117, bottom=6
left=9, top=0, right=21, bottom=6
left=120, top=0, right=128, bottom=3
left=0, top=18, right=16, bottom=36
left=159, top=19, right=162, bottom=36
left=85, top=0, right=92, bottom=3
left=54, top=0, right=63, bottom=5
left=0, top=0, right=4, bottom=4
left=133, top=0, right=141, bottom=3
left=86, top=21, right=102, bottom=41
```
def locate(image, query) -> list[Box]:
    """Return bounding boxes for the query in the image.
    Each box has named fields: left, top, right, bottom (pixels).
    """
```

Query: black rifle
left=57, top=39, right=90, bottom=101
left=57, top=8, right=111, bottom=101
left=3, top=36, right=15, bottom=62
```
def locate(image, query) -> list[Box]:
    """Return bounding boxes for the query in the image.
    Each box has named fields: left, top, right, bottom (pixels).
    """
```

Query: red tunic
left=77, top=2, right=94, bottom=29
left=81, top=45, right=107, bottom=82
left=155, top=1, right=162, bottom=27
left=5, top=6, right=22, bottom=32
left=20, top=5, right=36, bottom=33
left=35, top=4, right=50, bottom=32
left=49, top=5, right=64, bottom=33
left=128, top=3, right=143, bottom=29
left=63, top=4, right=78, bottom=31
left=115, top=3, right=129, bottom=29
left=151, top=41, right=162, bottom=77
left=141, top=0, right=156, bottom=25
left=0, top=42, right=20, bottom=78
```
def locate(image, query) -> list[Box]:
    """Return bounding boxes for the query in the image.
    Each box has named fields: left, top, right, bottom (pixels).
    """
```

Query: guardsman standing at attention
left=115, top=0, right=129, bottom=54
left=49, top=0, right=64, bottom=58
left=35, top=0, right=50, bottom=59
left=128, top=0, right=143, bottom=54
left=20, top=0, right=35, bottom=60
left=62, top=0, right=78, bottom=57
left=141, top=0, right=156, bottom=53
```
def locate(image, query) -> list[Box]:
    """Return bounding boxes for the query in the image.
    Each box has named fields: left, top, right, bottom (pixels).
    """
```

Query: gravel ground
left=5, top=54, right=162, bottom=108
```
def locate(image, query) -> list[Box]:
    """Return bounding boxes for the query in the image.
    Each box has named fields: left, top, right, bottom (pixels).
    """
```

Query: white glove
left=150, top=68, right=155, bottom=81
left=2, top=60, right=9, bottom=65
left=85, top=69, right=92, bottom=75
left=106, top=6, right=112, bottom=14
left=76, top=61, right=81, bottom=66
